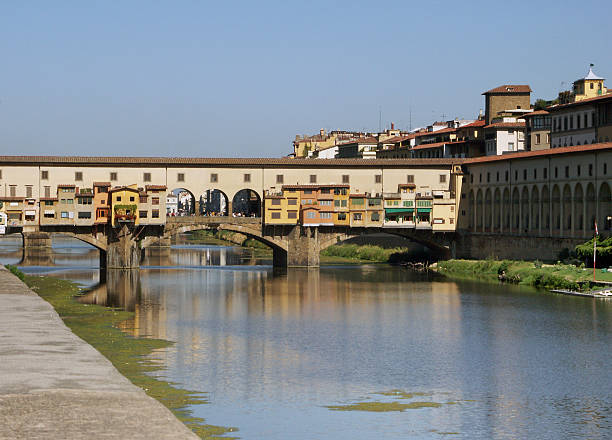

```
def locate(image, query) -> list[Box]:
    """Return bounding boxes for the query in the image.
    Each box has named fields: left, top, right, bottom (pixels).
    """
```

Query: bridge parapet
left=166, top=216, right=261, bottom=225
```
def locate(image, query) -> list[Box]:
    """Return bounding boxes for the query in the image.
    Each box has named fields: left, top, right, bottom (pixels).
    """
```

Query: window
left=44, top=212, right=55, bottom=218
left=210, top=173, right=218, bottom=183
left=321, top=189, right=330, bottom=194
left=440, top=174, right=446, bottom=183
left=152, top=210, right=159, bottom=218
left=342, top=175, right=349, bottom=183
left=407, top=174, right=414, bottom=183
left=288, top=199, right=297, bottom=205
left=536, top=134, right=541, bottom=144
left=534, top=169, right=537, bottom=179
left=110, top=172, right=117, bottom=181
left=589, top=164, right=593, bottom=176
left=9, top=185, right=16, bottom=197
left=486, top=173, right=490, bottom=183
left=271, top=212, right=281, bottom=219
left=353, top=213, right=362, bottom=221
left=41, top=170, right=48, bottom=180
left=26, top=186, right=32, bottom=198
left=61, top=212, right=69, bottom=219
left=514, top=170, right=518, bottom=181
left=310, top=174, right=317, bottom=183
left=496, top=172, right=499, bottom=182
left=565, top=166, right=569, bottom=178
left=371, top=212, right=380, bottom=221
left=177, top=173, right=185, bottom=182
left=271, top=199, right=281, bottom=206
left=139, top=196, right=148, bottom=203
left=75, top=172, right=83, bottom=181
left=337, top=213, right=347, bottom=221
left=319, top=200, right=332, bottom=206
left=508, top=142, right=514, bottom=151
left=78, top=212, right=91, bottom=219
left=129, top=196, right=135, bottom=202
left=306, top=211, right=316, bottom=219
left=276, top=174, right=284, bottom=184
left=152, top=197, right=159, bottom=205
left=577, top=165, right=581, bottom=176
left=78, top=197, right=92, bottom=205
left=321, top=212, right=332, bottom=219
left=288, top=211, right=297, bottom=219
left=244, top=173, right=251, bottom=183
left=303, top=190, right=312, bottom=194
left=523, top=170, right=527, bottom=180
left=554, top=167, right=558, bottom=178
left=505, top=171, right=509, bottom=182
left=604, top=163, right=608, bottom=175
left=139, top=210, right=148, bottom=218
left=544, top=168, right=547, bottom=179
left=0, top=170, right=2, bottom=179
left=375, top=174, right=382, bottom=183
left=116, top=196, right=122, bottom=202
left=144, top=173, right=151, bottom=182
left=44, top=186, right=51, bottom=198
left=341, top=200, right=347, bottom=207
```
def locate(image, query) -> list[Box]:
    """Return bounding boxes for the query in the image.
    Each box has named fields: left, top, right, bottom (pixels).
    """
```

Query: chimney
left=391, top=122, right=395, bottom=130
left=320, top=128, right=325, bottom=137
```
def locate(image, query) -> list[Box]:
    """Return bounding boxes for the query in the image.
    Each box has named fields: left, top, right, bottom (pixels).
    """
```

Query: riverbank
left=435, top=259, right=612, bottom=291
left=0, top=265, right=206, bottom=439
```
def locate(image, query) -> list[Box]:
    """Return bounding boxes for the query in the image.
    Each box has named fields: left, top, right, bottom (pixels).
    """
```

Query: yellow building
left=349, top=194, right=366, bottom=227
left=331, top=185, right=349, bottom=226
left=293, top=130, right=337, bottom=158
left=559, top=66, right=607, bottom=104
left=109, top=185, right=140, bottom=227
left=264, top=188, right=300, bottom=225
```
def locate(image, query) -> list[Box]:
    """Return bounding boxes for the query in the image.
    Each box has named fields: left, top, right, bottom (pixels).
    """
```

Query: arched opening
left=232, top=189, right=261, bottom=217
left=484, top=188, right=492, bottom=231
left=476, top=189, right=483, bottom=230
left=512, top=187, right=520, bottom=230
left=599, top=182, right=611, bottom=232
left=521, top=186, right=530, bottom=233
left=562, top=184, right=572, bottom=234
left=586, top=183, right=596, bottom=233
left=493, top=188, right=501, bottom=231
left=574, top=183, right=584, bottom=236
left=531, top=186, right=539, bottom=232
left=168, top=188, right=195, bottom=217
left=503, top=188, right=510, bottom=229
left=468, top=190, right=475, bottom=230
left=552, top=185, right=561, bottom=234
left=541, top=185, right=550, bottom=231
left=198, top=189, right=229, bottom=216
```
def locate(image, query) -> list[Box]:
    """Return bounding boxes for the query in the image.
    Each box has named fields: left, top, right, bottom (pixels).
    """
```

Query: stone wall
left=456, top=232, right=584, bottom=262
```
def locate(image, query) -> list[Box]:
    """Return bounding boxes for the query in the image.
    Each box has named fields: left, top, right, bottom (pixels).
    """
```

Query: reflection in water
left=1, top=235, right=611, bottom=439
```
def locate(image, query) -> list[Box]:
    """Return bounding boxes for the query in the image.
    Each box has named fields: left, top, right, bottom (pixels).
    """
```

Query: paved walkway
left=0, top=266, right=198, bottom=439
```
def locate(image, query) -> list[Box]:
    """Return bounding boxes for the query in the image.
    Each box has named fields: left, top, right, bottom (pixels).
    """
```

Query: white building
left=166, top=194, right=178, bottom=215
left=484, top=118, right=526, bottom=155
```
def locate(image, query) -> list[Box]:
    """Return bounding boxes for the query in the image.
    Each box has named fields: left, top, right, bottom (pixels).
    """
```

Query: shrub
left=5, top=264, right=25, bottom=281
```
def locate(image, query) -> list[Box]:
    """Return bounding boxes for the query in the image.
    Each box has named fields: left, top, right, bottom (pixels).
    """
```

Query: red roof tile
left=145, top=184, right=167, bottom=191
left=484, top=122, right=526, bottom=129
left=412, top=140, right=468, bottom=151
left=459, top=120, right=486, bottom=128
left=548, top=91, right=612, bottom=110
left=522, top=110, right=549, bottom=117
left=465, top=142, right=612, bottom=164
left=93, top=181, right=111, bottom=187
left=483, top=85, right=532, bottom=95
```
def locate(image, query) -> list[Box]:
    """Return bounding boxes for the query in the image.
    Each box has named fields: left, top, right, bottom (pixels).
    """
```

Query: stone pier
left=106, top=225, right=140, bottom=269
left=286, top=226, right=321, bottom=267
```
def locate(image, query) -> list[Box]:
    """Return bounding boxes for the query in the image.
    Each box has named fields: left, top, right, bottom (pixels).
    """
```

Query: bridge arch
left=586, top=183, right=596, bottom=233
left=493, top=188, right=501, bottom=231
left=503, top=187, right=510, bottom=229
left=198, top=188, right=229, bottom=216
left=232, top=189, right=261, bottom=217
left=169, top=187, right=196, bottom=216
left=484, top=188, right=492, bottom=231
left=541, top=185, right=550, bottom=231
left=521, top=186, right=529, bottom=232
left=552, top=185, right=561, bottom=233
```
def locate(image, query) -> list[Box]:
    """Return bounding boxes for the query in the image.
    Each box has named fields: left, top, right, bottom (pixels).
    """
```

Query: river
left=1, top=234, right=611, bottom=439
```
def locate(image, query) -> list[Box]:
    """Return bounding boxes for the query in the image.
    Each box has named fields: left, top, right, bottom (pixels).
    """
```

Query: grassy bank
left=436, top=259, right=612, bottom=291
left=21, top=273, right=236, bottom=439
left=321, top=244, right=424, bottom=264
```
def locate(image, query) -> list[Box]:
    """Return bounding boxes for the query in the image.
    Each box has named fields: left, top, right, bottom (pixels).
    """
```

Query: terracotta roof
left=0, top=156, right=465, bottom=168
left=0, top=196, right=25, bottom=201
left=109, top=186, right=140, bottom=193
left=422, top=127, right=457, bottom=136
left=412, top=140, right=468, bottom=151
left=93, top=181, right=111, bottom=187
left=339, top=136, right=379, bottom=146
left=145, top=185, right=167, bottom=191
left=77, top=191, right=94, bottom=197
left=465, top=142, right=612, bottom=164
left=349, top=193, right=367, bottom=198
left=281, top=184, right=349, bottom=190
left=483, top=85, right=532, bottom=95
left=522, top=110, right=549, bottom=117
left=459, top=119, right=486, bottom=128
left=484, top=122, right=526, bottom=129
left=548, top=91, right=612, bottom=110
left=398, top=183, right=417, bottom=188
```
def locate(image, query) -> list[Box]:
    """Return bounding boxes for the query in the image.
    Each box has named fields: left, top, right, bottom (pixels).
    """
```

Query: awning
left=417, top=208, right=432, bottom=213
left=25, top=210, right=36, bottom=216
left=385, top=208, right=414, bottom=214
left=44, top=210, right=55, bottom=215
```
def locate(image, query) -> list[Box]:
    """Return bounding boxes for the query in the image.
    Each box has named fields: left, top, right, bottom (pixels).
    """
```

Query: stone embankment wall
left=456, top=233, right=584, bottom=261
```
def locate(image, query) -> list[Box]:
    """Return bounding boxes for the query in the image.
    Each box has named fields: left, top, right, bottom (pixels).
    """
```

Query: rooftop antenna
left=409, top=104, right=412, bottom=131
left=378, top=106, right=382, bottom=133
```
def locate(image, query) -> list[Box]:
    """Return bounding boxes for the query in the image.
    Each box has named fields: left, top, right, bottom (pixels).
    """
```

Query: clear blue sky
left=1, top=0, right=611, bottom=157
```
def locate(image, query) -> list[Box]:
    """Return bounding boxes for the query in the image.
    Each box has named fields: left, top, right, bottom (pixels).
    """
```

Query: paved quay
left=0, top=266, right=198, bottom=439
